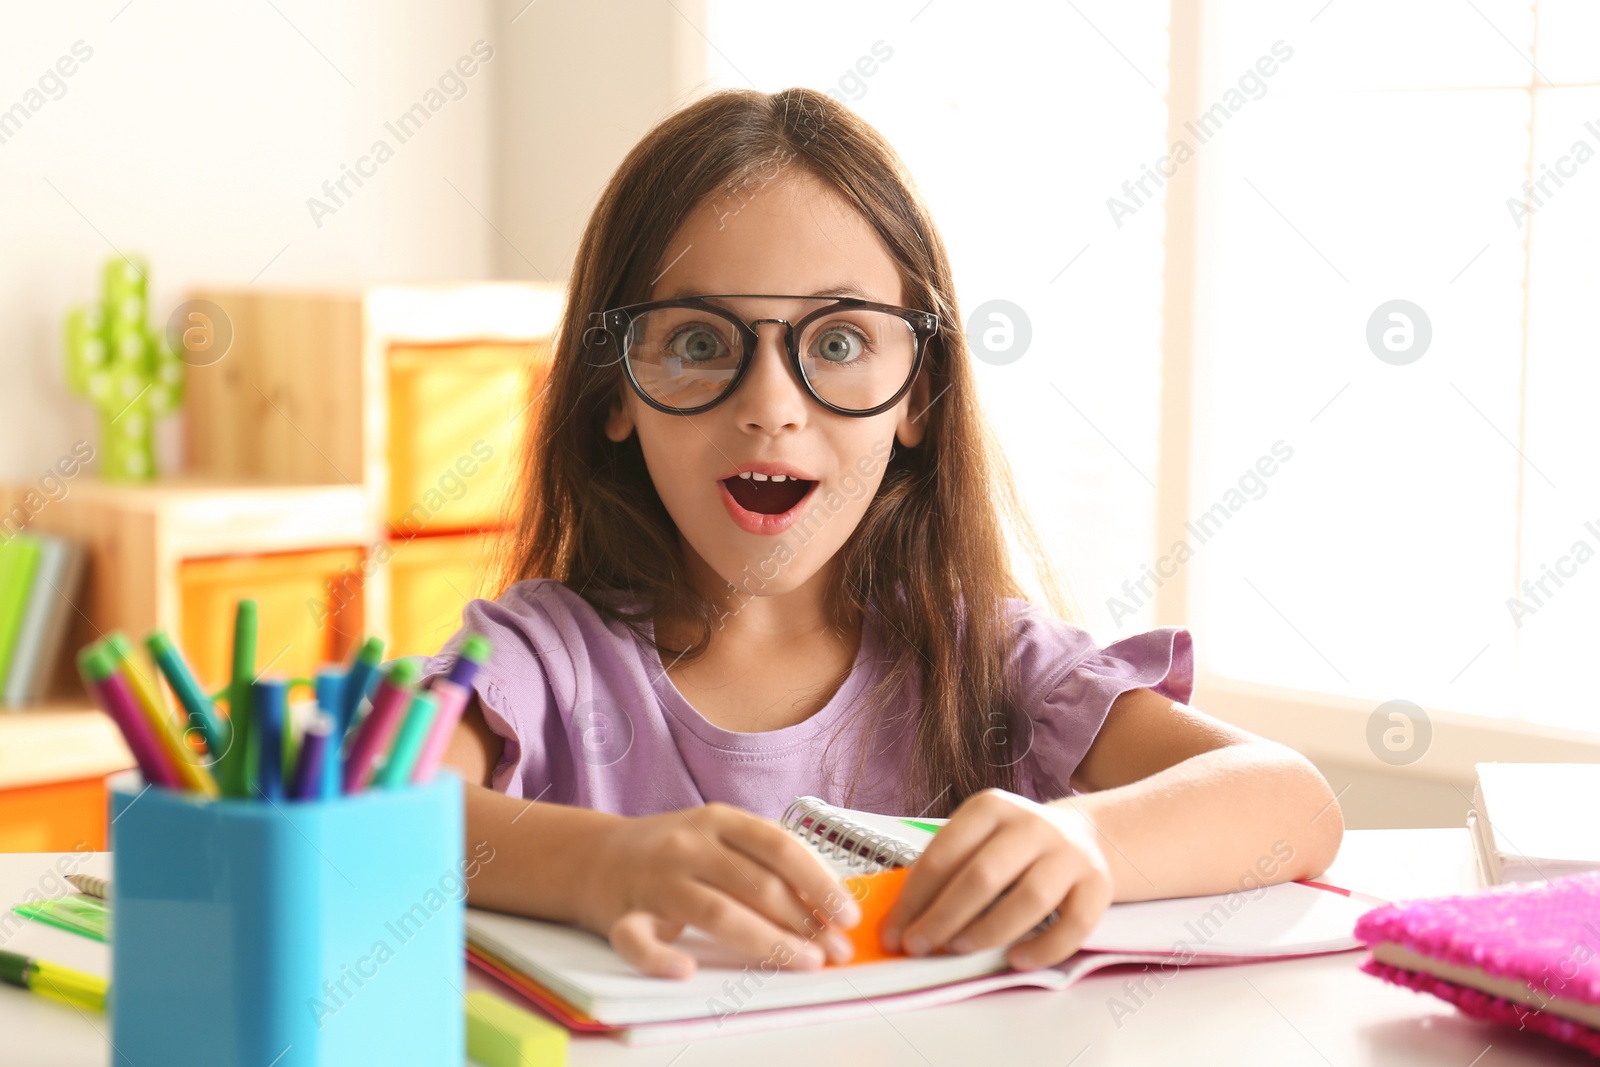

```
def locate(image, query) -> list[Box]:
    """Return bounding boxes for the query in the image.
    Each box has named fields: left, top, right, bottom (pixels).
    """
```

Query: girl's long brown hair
left=493, top=87, right=1069, bottom=816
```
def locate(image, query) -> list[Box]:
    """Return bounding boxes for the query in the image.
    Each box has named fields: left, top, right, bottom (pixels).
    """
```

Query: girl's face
left=604, top=172, right=930, bottom=604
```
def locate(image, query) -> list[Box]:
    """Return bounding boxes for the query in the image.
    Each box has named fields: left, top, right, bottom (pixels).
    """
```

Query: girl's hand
left=578, top=802, right=862, bottom=979
left=879, top=789, right=1113, bottom=971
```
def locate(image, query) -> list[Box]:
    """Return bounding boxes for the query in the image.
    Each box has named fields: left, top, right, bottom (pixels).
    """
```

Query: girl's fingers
left=667, top=880, right=828, bottom=971
left=723, top=815, right=862, bottom=928
left=881, top=802, right=1006, bottom=949
left=610, top=911, right=695, bottom=978
left=894, top=828, right=1037, bottom=954
left=945, top=853, right=1075, bottom=952
left=1005, top=873, right=1114, bottom=971
left=696, top=846, right=845, bottom=950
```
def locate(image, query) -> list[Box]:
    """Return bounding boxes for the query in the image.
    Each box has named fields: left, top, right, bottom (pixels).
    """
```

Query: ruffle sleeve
left=419, top=586, right=562, bottom=800
left=1005, top=598, right=1195, bottom=801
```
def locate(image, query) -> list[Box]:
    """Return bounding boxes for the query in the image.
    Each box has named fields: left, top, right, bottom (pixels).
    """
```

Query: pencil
left=66, top=873, right=110, bottom=901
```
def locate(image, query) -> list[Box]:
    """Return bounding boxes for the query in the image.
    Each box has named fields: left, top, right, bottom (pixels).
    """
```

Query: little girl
left=422, top=87, right=1343, bottom=980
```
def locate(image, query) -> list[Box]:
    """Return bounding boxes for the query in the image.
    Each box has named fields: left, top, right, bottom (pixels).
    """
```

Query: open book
left=467, top=797, right=1380, bottom=1045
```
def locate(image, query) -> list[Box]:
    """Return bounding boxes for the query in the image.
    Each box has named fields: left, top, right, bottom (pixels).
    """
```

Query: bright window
left=702, top=1, right=1599, bottom=736
left=1190, top=0, right=1599, bottom=733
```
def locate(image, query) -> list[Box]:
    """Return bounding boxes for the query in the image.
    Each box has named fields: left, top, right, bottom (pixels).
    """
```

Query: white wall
left=489, top=0, right=706, bottom=282
left=0, top=0, right=500, bottom=479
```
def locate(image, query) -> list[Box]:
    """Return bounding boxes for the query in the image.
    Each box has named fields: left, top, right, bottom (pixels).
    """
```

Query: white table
left=3, top=829, right=1593, bottom=1066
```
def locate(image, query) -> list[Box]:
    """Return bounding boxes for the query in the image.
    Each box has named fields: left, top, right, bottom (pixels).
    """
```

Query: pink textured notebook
left=1354, top=870, right=1600, bottom=1056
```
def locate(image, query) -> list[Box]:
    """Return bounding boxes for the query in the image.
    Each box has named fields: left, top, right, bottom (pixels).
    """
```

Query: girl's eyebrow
left=656, top=283, right=874, bottom=301
left=807, top=284, right=871, bottom=299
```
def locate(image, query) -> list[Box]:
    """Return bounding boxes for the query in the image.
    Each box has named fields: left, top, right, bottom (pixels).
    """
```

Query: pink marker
left=340, top=658, right=419, bottom=794
left=409, top=679, right=471, bottom=784
left=78, top=643, right=182, bottom=789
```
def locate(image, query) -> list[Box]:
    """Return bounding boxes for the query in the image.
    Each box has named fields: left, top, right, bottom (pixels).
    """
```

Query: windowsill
left=1194, top=671, right=1600, bottom=783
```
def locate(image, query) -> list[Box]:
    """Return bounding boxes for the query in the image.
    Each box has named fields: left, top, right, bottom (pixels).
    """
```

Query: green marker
left=281, top=681, right=300, bottom=785
left=217, top=599, right=258, bottom=797
left=373, top=691, right=439, bottom=788
left=146, top=630, right=229, bottom=757
left=900, top=818, right=943, bottom=836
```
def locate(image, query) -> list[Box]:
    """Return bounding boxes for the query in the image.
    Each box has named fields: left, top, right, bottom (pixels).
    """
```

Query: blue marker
left=341, top=637, right=385, bottom=729
left=314, top=667, right=347, bottom=799
left=252, top=677, right=289, bottom=801
left=290, top=712, right=333, bottom=801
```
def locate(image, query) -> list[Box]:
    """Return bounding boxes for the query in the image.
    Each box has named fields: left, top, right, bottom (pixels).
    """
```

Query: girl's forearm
left=462, top=782, right=621, bottom=925
left=1050, top=742, right=1344, bottom=902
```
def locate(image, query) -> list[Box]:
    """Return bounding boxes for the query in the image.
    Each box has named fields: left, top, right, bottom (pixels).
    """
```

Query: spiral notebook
left=778, top=795, right=939, bottom=875
left=466, top=795, right=1379, bottom=1045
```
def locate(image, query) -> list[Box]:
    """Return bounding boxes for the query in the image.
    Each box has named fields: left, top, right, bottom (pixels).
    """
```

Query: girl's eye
left=812, top=325, right=869, bottom=364
left=668, top=325, right=727, bottom=363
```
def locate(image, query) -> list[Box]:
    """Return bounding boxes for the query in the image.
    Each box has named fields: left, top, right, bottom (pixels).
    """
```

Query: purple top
left=419, top=578, right=1194, bottom=820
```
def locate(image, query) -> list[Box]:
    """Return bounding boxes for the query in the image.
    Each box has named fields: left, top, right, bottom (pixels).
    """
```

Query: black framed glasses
left=596, top=294, right=939, bottom=418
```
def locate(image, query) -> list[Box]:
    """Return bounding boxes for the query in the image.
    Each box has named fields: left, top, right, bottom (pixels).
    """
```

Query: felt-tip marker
left=445, top=634, right=492, bottom=691
left=342, top=658, right=419, bottom=793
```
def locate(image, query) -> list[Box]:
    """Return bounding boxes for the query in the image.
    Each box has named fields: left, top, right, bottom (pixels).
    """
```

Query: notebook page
left=466, top=909, right=1010, bottom=1025
left=1083, top=881, right=1370, bottom=957
left=464, top=880, right=1367, bottom=1026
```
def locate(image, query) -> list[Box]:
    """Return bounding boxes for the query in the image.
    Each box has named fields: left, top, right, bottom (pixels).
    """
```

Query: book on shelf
left=1, top=532, right=88, bottom=708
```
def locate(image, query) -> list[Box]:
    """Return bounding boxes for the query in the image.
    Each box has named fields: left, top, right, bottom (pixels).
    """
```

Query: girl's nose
left=730, top=322, right=807, bottom=432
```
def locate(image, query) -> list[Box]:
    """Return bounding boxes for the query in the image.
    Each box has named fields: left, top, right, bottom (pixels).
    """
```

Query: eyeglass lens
left=624, top=302, right=916, bottom=412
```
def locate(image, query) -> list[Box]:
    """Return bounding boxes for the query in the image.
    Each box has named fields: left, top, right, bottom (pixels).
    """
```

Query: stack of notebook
left=0, top=533, right=86, bottom=708
left=1468, top=762, right=1600, bottom=886
left=468, top=796, right=1382, bottom=1044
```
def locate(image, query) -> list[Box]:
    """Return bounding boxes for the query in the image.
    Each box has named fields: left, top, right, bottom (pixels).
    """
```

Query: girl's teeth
left=752, top=472, right=768, bottom=481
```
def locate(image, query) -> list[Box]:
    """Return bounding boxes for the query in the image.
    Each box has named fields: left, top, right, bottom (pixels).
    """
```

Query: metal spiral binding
left=779, top=796, right=923, bottom=874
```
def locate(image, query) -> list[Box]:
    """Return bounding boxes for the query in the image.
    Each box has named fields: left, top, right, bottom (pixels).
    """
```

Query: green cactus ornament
left=64, top=256, right=184, bottom=482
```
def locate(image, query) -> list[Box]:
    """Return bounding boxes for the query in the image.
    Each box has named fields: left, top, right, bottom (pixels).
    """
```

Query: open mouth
left=721, top=475, right=817, bottom=516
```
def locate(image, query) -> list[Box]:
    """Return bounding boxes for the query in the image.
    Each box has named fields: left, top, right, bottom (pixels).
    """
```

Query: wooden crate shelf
left=1, top=282, right=559, bottom=780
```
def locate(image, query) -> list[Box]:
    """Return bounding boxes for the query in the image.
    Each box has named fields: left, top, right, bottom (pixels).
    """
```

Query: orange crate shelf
left=0, top=776, right=113, bottom=852
left=179, top=546, right=365, bottom=691
left=386, top=531, right=501, bottom=659
left=387, top=341, right=549, bottom=536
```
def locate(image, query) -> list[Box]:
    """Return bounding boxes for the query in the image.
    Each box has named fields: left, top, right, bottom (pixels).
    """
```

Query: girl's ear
left=894, top=368, right=932, bottom=449
left=604, top=389, right=636, bottom=443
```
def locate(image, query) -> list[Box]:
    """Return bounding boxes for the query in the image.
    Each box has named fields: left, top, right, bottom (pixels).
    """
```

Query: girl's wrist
left=565, top=809, right=630, bottom=933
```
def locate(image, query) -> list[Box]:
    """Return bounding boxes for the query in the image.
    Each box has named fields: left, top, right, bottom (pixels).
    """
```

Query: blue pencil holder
left=107, top=769, right=465, bottom=1067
